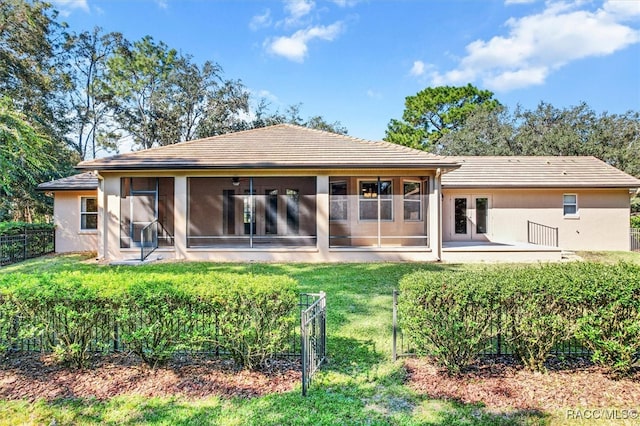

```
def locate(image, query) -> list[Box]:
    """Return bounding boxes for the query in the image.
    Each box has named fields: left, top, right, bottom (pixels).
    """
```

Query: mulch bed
left=405, top=356, right=640, bottom=411
left=0, top=353, right=299, bottom=401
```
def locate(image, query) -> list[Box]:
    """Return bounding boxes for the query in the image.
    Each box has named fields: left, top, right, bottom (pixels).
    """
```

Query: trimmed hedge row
left=399, top=262, right=640, bottom=375
left=0, top=222, right=54, bottom=235
left=0, top=270, right=298, bottom=369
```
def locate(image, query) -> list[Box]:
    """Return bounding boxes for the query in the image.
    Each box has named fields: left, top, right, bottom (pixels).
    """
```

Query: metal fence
left=527, top=220, right=559, bottom=247
left=0, top=291, right=326, bottom=395
left=300, top=292, right=326, bottom=396
left=632, top=228, right=640, bottom=252
left=0, top=229, right=55, bottom=267
left=392, top=289, right=589, bottom=361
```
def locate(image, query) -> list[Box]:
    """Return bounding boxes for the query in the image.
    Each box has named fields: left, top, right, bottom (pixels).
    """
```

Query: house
left=37, top=124, right=640, bottom=262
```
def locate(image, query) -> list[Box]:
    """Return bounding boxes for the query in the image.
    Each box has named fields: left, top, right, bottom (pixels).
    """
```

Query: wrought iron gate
left=300, top=292, right=326, bottom=396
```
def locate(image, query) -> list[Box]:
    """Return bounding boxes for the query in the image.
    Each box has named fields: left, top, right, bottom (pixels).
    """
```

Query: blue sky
left=53, top=0, right=640, bottom=142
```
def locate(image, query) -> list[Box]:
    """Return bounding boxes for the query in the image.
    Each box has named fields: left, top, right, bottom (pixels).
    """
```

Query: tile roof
left=76, top=124, right=459, bottom=171
left=441, top=156, right=640, bottom=188
left=37, top=172, right=98, bottom=191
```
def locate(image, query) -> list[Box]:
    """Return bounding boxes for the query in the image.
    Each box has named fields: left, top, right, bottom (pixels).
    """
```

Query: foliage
left=573, top=262, right=640, bottom=376
left=205, top=275, right=298, bottom=369
left=399, top=271, right=498, bottom=374
left=631, top=214, right=640, bottom=228
left=0, top=269, right=298, bottom=369
left=101, top=36, right=250, bottom=149
left=0, top=221, right=54, bottom=235
left=249, top=101, right=348, bottom=135
left=434, top=101, right=640, bottom=180
left=499, top=267, right=576, bottom=372
left=63, top=27, right=124, bottom=160
left=399, top=262, right=640, bottom=375
left=384, top=84, right=500, bottom=150
left=0, top=97, right=75, bottom=222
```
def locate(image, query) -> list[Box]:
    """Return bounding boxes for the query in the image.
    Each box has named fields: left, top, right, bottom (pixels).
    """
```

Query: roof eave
left=77, top=162, right=461, bottom=171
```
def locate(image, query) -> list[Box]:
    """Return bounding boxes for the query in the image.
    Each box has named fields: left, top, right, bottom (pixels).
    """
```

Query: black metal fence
left=527, top=220, right=559, bottom=247
left=631, top=228, right=640, bottom=252
left=392, top=289, right=588, bottom=361
left=0, top=291, right=326, bottom=395
left=0, top=229, right=55, bottom=267
left=300, top=292, right=326, bottom=396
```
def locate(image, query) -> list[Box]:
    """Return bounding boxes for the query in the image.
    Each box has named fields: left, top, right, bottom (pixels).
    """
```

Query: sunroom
left=78, top=124, right=459, bottom=262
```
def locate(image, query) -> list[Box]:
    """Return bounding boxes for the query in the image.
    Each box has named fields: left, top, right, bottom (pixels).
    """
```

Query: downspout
left=435, top=168, right=442, bottom=262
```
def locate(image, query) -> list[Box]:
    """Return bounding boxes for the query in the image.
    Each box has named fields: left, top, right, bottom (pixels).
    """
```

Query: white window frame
left=563, top=193, right=579, bottom=218
left=402, top=179, right=422, bottom=221
left=358, top=179, right=393, bottom=222
left=80, top=196, right=98, bottom=231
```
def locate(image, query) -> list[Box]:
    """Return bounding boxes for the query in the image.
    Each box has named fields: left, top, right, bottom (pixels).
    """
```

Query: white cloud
left=332, top=0, right=359, bottom=6
left=409, top=60, right=426, bottom=76
left=505, top=0, right=537, bottom=4
left=266, top=22, right=343, bottom=62
left=425, top=0, right=640, bottom=92
left=283, top=0, right=315, bottom=27
left=603, top=0, right=640, bottom=20
left=50, top=0, right=89, bottom=16
left=250, top=9, right=272, bottom=31
left=366, top=89, right=382, bottom=99
left=155, top=0, right=168, bottom=10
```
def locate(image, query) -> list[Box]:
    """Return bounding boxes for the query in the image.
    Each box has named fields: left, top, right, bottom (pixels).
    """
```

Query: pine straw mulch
left=0, top=353, right=299, bottom=402
left=405, top=356, right=640, bottom=412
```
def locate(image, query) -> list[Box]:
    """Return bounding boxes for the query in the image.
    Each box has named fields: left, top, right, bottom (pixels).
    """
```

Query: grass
left=1, top=251, right=639, bottom=425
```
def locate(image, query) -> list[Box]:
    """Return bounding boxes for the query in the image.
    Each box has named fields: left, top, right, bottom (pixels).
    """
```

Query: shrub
left=117, top=281, right=197, bottom=367
left=500, top=266, right=577, bottom=372
left=573, top=262, right=640, bottom=376
left=399, top=271, right=498, bottom=375
left=0, top=222, right=54, bottom=235
left=202, top=274, right=298, bottom=370
left=631, top=215, right=640, bottom=229
left=0, top=270, right=299, bottom=370
left=7, top=273, right=111, bottom=367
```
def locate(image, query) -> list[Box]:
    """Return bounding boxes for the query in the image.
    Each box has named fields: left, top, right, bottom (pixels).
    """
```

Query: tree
left=0, top=97, right=75, bottom=221
left=433, top=101, right=640, bottom=180
left=384, top=84, right=500, bottom=151
left=65, top=27, right=124, bottom=160
left=248, top=102, right=348, bottom=135
left=436, top=105, right=516, bottom=156
left=0, top=0, right=70, bottom=141
left=101, top=36, right=251, bottom=149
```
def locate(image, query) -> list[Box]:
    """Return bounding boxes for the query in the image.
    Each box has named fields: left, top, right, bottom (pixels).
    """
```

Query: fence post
left=23, top=227, right=27, bottom=262
left=392, top=289, right=398, bottom=362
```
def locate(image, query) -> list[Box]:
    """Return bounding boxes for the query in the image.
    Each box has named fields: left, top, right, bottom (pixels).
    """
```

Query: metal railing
left=392, top=289, right=589, bottom=361
left=0, top=229, right=55, bottom=267
left=301, top=292, right=326, bottom=396
left=527, top=220, right=559, bottom=247
left=632, top=228, right=640, bottom=252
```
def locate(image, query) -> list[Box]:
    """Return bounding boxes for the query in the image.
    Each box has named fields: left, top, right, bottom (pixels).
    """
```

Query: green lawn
left=1, top=252, right=638, bottom=425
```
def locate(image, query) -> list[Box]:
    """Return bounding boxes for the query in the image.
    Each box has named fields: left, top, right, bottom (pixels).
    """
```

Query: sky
left=52, top=0, right=640, bottom=142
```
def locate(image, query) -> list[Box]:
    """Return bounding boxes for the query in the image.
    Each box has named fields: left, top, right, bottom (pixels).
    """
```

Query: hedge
left=399, top=262, right=640, bottom=376
left=0, top=222, right=54, bottom=235
left=0, top=270, right=298, bottom=369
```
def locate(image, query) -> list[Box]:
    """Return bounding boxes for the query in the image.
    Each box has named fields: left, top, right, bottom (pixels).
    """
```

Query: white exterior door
left=450, top=195, right=490, bottom=240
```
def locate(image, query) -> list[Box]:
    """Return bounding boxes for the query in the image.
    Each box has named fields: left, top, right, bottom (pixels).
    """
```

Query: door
left=450, top=195, right=490, bottom=240
left=131, top=192, right=157, bottom=244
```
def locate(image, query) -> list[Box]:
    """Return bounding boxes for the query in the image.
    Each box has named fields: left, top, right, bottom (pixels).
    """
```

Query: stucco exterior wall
left=442, top=188, right=631, bottom=251
left=53, top=190, right=99, bottom=253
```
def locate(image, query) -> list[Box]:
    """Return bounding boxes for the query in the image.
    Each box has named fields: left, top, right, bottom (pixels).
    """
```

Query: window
left=359, top=180, right=392, bottom=221
left=563, top=194, right=578, bottom=216
left=330, top=181, right=348, bottom=221
left=403, top=181, right=422, bottom=221
left=80, top=197, right=97, bottom=230
left=475, top=197, right=488, bottom=233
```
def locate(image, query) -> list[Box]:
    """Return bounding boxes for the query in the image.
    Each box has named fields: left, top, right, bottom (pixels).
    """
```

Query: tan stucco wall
left=98, top=169, right=439, bottom=262
left=53, top=190, right=99, bottom=253
left=442, top=188, right=631, bottom=251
